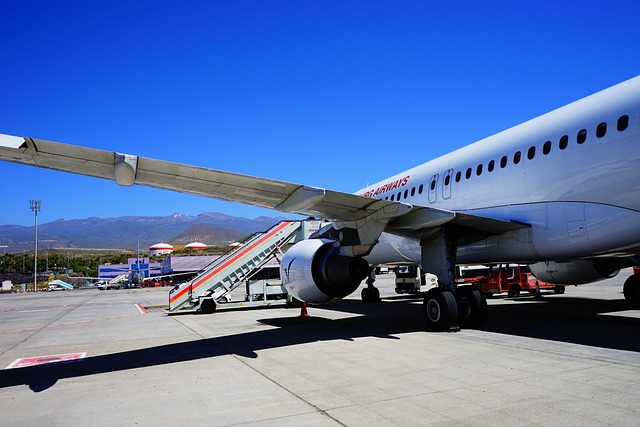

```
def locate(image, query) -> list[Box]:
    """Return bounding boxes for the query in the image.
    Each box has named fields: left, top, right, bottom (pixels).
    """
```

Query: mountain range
left=0, top=212, right=290, bottom=253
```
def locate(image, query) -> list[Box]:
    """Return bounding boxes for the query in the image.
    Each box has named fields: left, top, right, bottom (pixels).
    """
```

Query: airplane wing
left=0, top=133, right=527, bottom=236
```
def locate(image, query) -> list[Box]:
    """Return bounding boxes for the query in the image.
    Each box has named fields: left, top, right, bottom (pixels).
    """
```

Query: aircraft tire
left=623, top=274, right=640, bottom=309
left=361, top=287, right=380, bottom=303
left=456, top=286, right=488, bottom=329
left=423, top=288, right=458, bottom=332
left=554, top=285, right=566, bottom=294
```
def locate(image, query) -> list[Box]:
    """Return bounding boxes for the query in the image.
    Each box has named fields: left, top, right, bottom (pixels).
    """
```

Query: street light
left=30, top=200, right=41, bottom=292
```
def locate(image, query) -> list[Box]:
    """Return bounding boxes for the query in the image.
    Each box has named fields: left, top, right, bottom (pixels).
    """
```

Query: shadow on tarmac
left=1, top=294, right=638, bottom=392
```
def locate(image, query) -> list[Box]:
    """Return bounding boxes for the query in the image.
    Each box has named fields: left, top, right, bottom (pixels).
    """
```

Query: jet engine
left=528, top=260, right=620, bottom=284
left=280, top=238, right=370, bottom=304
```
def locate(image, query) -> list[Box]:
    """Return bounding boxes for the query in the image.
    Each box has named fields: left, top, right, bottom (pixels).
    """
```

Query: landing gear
left=420, top=226, right=490, bottom=331
left=623, top=274, right=640, bottom=309
left=361, top=286, right=380, bottom=302
left=423, top=288, right=459, bottom=332
left=456, top=286, right=488, bottom=329
left=361, top=269, right=380, bottom=303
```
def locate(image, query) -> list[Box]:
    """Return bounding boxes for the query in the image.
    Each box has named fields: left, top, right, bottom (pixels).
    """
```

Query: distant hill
left=170, top=224, right=244, bottom=245
left=0, top=212, right=290, bottom=253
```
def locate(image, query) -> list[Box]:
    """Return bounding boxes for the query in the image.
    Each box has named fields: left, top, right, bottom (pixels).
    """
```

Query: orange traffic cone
left=300, top=302, right=309, bottom=318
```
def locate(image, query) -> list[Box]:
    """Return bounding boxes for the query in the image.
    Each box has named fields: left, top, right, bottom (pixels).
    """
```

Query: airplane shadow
left=1, top=294, right=638, bottom=392
left=481, top=293, right=640, bottom=351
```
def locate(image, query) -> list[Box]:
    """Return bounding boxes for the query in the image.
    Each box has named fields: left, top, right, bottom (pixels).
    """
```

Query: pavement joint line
left=0, top=292, right=105, bottom=358
left=230, top=351, right=349, bottom=426
left=167, top=313, right=349, bottom=425
left=0, top=313, right=140, bottom=336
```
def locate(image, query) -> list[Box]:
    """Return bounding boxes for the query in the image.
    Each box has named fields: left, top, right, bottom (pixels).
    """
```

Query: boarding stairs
left=168, top=220, right=322, bottom=313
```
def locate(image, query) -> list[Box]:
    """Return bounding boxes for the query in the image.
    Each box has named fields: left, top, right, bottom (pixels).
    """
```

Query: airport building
left=98, top=258, right=162, bottom=280
left=98, top=255, right=221, bottom=283
left=160, top=255, right=218, bottom=276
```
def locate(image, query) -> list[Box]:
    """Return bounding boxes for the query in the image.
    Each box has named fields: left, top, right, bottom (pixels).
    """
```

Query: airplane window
left=617, top=115, right=629, bottom=131
left=404, top=189, right=408, bottom=199
left=444, top=175, right=451, bottom=186
left=390, top=194, right=395, bottom=201
left=559, top=135, right=568, bottom=150
left=596, top=122, right=607, bottom=138
left=418, top=184, right=424, bottom=194
left=500, top=155, right=508, bottom=168
left=476, top=164, right=483, bottom=176
left=455, top=171, right=461, bottom=182
left=488, top=160, right=495, bottom=172
left=577, top=129, right=587, bottom=144
left=385, top=196, right=388, bottom=200
left=513, top=151, right=521, bottom=164
left=527, top=146, right=535, bottom=160
left=411, top=187, right=416, bottom=196
left=397, top=192, right=402, bottom=200
left=430, top=181, right=436, bottom=191
left=543, top=140, right=551, bottom=155
left=465, top=168, right=472, bottom=179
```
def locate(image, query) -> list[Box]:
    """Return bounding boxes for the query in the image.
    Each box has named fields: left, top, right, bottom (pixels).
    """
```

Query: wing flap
left=387, top=206, right=529, bottom=236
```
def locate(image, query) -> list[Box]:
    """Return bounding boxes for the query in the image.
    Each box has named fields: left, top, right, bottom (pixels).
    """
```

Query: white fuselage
left=361, top=76, right=640, bottom=266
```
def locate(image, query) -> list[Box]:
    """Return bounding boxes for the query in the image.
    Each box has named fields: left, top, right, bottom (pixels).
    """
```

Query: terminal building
left=98, top=258, right=162, bottom=281
left=97, top=255, right=222, bottom=283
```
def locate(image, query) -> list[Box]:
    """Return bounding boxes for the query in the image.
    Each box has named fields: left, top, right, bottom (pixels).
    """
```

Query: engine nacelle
left=529, top=260, right=620, bottom=285
left=281, top=238, right=370, bottom=304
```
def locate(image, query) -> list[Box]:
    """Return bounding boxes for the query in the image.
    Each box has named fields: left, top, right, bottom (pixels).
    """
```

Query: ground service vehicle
left=98, top=282, right=122, bottom=290
left=394, top=265, right=438, bottom=294
left=463, top=264, right=565, bottom=297
left=45, top=284, right=67, bottom=292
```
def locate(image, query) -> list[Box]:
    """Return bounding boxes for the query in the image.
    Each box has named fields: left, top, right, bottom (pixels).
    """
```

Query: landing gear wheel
left=200, top=298, right=216, bottom=314
left=554, top=285, right=566, bottom=294
left=456, top=286, right=488, bottom=329
left=623, top=274, right=640, bottom=309
left=508, top=284, right=521, bottom=297
left=423, top=288, right=459, bottom=332
left=361, top=286, right=380, bottom=303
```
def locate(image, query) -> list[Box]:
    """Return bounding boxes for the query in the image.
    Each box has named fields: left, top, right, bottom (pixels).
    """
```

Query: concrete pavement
left=1, top=271, right=639, bottom=426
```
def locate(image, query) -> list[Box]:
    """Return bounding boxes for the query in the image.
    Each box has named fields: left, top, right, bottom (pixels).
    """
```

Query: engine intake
left=281, top=239, right=369, bottom=304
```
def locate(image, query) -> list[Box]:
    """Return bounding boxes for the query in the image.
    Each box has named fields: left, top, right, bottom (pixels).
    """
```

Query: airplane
left=1, top=75, right=640, bottom=332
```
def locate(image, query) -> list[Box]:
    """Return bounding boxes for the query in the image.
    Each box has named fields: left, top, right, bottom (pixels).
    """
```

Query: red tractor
left=465, top=264, right=566, bottom=297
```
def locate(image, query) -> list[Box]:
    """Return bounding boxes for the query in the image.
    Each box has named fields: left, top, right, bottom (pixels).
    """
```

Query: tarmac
left=1, top=270, right=640, bottom=426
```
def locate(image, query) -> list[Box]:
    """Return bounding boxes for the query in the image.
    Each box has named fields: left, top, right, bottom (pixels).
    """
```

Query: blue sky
left=1, top=0, right=639, bottom=226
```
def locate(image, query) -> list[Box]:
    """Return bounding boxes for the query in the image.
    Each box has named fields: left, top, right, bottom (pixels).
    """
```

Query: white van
left=45, top=284, right=68, bottom=292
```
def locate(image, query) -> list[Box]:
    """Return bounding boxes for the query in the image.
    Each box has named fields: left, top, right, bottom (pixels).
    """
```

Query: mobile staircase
left=168, top=220, right=325, bottom=314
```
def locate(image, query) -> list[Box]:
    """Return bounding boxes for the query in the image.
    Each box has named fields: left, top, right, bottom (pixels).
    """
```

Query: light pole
left=30, top=200, right=41, bottom=292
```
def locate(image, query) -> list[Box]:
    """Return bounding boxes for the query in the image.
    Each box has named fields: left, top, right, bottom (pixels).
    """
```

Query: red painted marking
left=7, top=352, right=86, bottom=369
left=170, top=221, right=292, bottom=304
left=135, top=303, right=149, bottom=314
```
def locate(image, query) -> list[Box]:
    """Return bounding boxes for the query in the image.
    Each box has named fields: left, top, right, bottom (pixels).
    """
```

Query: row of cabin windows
left=454, top=114, right=630, bottom=183
left=385, top=184, right=426, bottom=202
left=383, top=114, right=630, bottom=202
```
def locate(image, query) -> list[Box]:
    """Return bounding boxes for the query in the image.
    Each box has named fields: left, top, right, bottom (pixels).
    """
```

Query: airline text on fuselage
left=360, top=175, right=410, bottom=198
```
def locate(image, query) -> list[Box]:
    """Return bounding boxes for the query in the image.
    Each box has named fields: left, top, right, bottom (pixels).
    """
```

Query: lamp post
left=30, top=200, right=41, bottom=292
